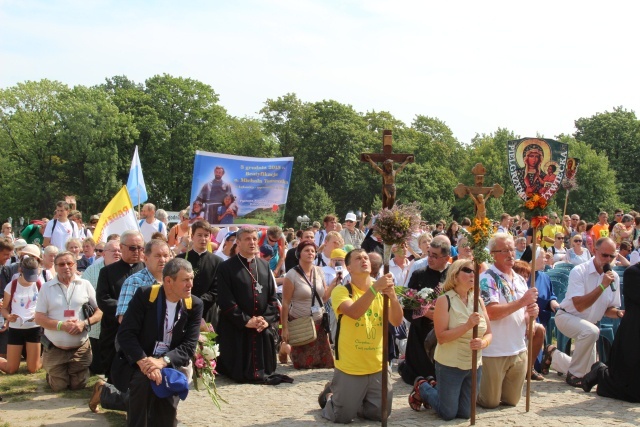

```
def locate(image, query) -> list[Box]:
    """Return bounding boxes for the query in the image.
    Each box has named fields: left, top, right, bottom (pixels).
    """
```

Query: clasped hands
left=60, top=318, right=86, bottom=335
left=137, top=357, right=165, bottom=385
left=246, top=316, right=268, bottom=332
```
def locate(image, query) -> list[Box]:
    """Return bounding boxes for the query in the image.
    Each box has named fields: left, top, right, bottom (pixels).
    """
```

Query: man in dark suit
left=111, top=257, right=202, bottom=426
left=96, top=230, right=145, bottom=384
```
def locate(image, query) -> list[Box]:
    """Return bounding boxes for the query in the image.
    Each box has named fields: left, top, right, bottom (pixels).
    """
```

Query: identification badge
left=153, top=341, right=170, bottom=357
left=311, top=306, right=321, bottom=314
left=64, top=310, right=75, bottom=318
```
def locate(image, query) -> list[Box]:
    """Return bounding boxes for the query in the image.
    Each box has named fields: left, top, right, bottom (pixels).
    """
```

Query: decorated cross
left=454, top=163, right=504, bottom=221
left=361, top=130, right=414, bottom=210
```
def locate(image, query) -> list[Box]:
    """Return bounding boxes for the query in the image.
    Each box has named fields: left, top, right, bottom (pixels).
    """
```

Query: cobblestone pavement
left=1, top=363, right=638, bottom=426
left=179, top=364, right=640, bottom=427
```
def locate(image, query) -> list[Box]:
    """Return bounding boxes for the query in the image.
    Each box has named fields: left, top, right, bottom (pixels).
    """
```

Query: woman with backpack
left=0, top=256, right=42, bottom=373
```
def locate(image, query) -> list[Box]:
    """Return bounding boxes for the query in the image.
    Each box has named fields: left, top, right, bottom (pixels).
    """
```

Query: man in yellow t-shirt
left=541, top=213, right=564, bottom=249
left=319, top=249, right=403, bottom=423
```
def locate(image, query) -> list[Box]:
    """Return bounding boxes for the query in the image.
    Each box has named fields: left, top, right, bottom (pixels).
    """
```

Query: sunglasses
left=556, top=237, right=564, bottom=240
left=122, top=245, right=144, bottom=252
left=573, top=240, right=583, bottom=243
left=460, top=266, right=474, bottom=274
left=95, top=249, right=104, bottom=253
left=56, top=262, right=75, bottom=267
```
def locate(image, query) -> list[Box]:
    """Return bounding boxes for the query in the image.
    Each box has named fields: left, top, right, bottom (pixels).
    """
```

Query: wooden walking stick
left=525, top=225, right=538, bottom=412
left=470, top=261, right=480, bottom=425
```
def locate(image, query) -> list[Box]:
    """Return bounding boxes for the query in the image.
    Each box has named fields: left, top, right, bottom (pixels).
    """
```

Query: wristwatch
left=163, top=355, right=171, bottom=366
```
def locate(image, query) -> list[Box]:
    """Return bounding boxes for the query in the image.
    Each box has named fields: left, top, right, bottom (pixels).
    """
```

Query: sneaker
left=89, top=380, right=105, bottom=413
left=318, top=382, right=332, bottom=409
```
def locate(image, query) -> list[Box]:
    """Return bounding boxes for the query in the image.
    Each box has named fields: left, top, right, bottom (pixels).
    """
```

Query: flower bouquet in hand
left=395, top=286, right=441, bottom=319
left=193, top=319, right=226, bottom=409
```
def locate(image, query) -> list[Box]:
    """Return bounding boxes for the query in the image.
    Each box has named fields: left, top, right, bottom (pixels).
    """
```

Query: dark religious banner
left=507, top=138, right=569, bottom=200
left=565, top=157, right=580, bottom=181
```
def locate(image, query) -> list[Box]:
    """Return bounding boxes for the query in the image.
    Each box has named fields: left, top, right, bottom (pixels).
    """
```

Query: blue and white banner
left=189, top=151, right=294, bottom=226
left=126, top=146, right=148, bottom=206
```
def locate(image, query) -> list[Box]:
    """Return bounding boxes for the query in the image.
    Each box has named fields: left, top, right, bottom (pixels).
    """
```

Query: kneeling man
left=319, top=248, right=403, bottom=423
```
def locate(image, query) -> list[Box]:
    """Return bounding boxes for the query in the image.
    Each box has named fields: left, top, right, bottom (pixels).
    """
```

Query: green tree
left=574, top=107, right=640, bottom=210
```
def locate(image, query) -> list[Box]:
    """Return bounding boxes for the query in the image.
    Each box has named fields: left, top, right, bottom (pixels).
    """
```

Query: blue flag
left=126, top=146, right=148, bottom=205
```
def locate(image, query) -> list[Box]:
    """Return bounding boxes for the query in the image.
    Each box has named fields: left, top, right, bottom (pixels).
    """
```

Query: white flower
left=417, top=288, right=434, bottom=299
left=201, top=345, right=217, bottom=360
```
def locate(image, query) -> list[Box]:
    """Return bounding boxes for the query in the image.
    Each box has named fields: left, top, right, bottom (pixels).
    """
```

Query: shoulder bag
left=287, top=266, right=323, bottom=347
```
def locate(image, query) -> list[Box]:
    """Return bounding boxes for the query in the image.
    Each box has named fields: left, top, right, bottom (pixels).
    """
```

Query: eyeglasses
left=615, top=214, right=623, bottom=217
left=460, top=266, right=474, bottom=274
left=95, top=249, right=104, bottom=253
left=122, top=245, right=144, bottom=252
left=491, top=249, right=516, bottom=254
left=573, top=240, right=583, bottom=243
left=599, top=253, right=616, bottom=259
left=56, top=262, right=75, bottom=267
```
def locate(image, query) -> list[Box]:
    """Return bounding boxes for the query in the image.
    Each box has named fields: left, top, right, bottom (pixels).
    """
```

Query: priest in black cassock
left=398, top=236, right=450, bottom=385
left=217, top=226, right=280, bottom=383
left=176, top=220, right=222, bottom=326
left=96, top=230, right=145, bottom=385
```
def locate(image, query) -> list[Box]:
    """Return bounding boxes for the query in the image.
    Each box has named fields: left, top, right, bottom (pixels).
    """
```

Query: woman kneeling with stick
left=409, top=259, right=492, bottom=420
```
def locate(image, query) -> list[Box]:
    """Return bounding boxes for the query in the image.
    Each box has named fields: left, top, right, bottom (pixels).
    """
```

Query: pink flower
left=199, top=334, right=206, bottom=342
left=210, top=360, right=217, bottom=370
left=207, top=324, right=215, bottom=333
left=195, top=358, right=206, bottom=369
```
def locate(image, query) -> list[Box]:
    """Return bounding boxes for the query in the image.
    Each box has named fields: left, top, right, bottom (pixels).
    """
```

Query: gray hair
left=156, top=209, right=168, bottom=223
left=595, top=237, right=615, bottom=250
left=145, top=239, right=169, bottom=256
left=44, top=245, right=60, bottom=256
left=54, top=251, right=76, bottom=264
left=488, top=232, right=512, bottom=252
left=622, top=214, right=634, bottom=223
left=515, top=236, right=526, bottom=244
left=236, top=226, right=258, bottom=241
left=430, top=235, right=451, bottom=256
left=121, top=230, right=143, bottom=243
left=143, top=203, right=156, bottom=212
left=163, top=257, right=193, bottom=280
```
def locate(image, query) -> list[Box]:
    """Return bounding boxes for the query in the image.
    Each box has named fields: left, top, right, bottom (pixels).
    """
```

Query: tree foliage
left=0, top=77, right=632, bottom=229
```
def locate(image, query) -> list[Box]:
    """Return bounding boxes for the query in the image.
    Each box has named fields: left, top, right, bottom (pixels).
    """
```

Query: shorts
left=8, top=327, right=42, bottom=346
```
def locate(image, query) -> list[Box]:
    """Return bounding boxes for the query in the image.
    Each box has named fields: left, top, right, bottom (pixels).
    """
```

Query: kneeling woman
left=281, top=241, right=337, bottom=369
left=0, top=257, right=43, bottom=374
left=409, top=260, right=492, bottom=420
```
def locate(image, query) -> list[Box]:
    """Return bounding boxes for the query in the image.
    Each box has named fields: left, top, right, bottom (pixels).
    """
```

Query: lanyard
left=57, top=282, right=76, bottom=309
left=294, top=266, right=322, bottom=309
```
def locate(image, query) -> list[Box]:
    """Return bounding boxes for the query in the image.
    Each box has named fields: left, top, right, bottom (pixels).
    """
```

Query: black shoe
left=566, top=372, right=584, bottom=388
left=582, top=362, right=606, bottom=393
left=318, top=382, right=332, bottom=409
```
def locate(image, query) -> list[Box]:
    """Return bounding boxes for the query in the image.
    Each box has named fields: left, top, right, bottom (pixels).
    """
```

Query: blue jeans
left=419, top=361, right=482, bottom=421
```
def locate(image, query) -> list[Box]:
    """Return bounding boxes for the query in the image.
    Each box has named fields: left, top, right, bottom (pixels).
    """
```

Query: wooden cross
left=360, top=130, right=414, bottom=210
left=454, top=163, right=504, bottom=221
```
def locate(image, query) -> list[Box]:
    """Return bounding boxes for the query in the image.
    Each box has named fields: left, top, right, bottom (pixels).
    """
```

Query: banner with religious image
left=564, top=157, right=580, bottom=181
left=507, top=138, right=569, bottom=200
left=189, top=151, right=294, bottom=226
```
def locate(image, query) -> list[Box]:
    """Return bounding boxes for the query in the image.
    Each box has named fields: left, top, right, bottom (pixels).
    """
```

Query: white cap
left=14, top=238, right=27, bottom=249
left=345, top=212, right=357, bottom=222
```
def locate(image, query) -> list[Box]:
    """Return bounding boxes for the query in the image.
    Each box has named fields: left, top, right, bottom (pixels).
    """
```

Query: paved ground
left=1, top=363, right=639, bottom=426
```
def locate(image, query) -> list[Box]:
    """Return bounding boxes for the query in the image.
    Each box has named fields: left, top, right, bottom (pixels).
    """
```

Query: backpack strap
left=149, top=284, right=162, bottom=303
left=139, top=220, right=145, bottom=228
left=158, top=222, right=163, bottom=233
left=334, top=283, right=353, bottom=361
left=6, top=278, right=19, bottom=313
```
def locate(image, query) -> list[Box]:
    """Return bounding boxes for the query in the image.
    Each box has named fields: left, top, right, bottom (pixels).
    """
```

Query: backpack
left=7, top=278, right=42, bottom=313
left=334, top=284, right=353, bottom=360
left=139, top=220, right=164, bottom=233
left=148, top=284, right=191, bottom=309
left=51, top=219, right=76, bottom=236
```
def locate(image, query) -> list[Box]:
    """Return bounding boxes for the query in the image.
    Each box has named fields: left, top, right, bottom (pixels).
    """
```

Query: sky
left=1, top=0, right=639, bottom=144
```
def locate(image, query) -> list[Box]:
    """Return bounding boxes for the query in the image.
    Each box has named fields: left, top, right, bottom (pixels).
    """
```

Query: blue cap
left=260, top=244, right=274, bottom=257
left=151, top=368, right=189, bottom=400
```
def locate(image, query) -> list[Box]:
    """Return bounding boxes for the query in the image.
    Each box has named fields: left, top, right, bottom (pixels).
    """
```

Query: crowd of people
left=0, top=204, right=638, bottom=425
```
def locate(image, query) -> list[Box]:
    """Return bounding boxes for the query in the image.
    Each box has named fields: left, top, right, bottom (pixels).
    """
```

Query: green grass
left=0, top=367, right=44, bottom=402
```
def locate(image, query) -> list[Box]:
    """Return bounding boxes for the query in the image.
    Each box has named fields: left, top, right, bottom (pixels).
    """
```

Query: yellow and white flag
left=93, top=186, right=140, bottom=243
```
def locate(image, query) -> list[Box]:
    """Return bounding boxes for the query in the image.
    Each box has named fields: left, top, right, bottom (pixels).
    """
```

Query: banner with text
left=189, top=151, right=294, bottom=226
left=507, top=138, right=569, bottom=201
left=93, top=186, right=140, bottom=243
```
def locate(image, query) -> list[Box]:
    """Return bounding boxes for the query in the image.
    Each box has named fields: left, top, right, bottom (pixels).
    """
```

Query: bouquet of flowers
left=193, top=320, right=225, bottom=409
left=522, top=192, right=550, bottom=228
left=395, top=286, right=441, bottom=318
left=459, top=218, right=493, bottom=264
left=373, top=203, right=422, bottom=246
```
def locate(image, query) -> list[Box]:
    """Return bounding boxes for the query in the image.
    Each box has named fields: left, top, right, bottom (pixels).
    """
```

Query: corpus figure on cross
left=364, top=155, right=414, bottom=209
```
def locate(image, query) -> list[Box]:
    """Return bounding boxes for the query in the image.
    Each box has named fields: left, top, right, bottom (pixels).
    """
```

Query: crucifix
left=453, top=163, right=504, bottom=425
left=361, top=130, right=414, bottom=210
left=454, top=163, right=504, bottom=221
